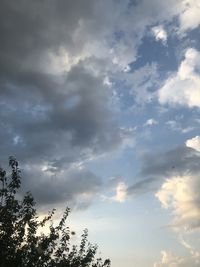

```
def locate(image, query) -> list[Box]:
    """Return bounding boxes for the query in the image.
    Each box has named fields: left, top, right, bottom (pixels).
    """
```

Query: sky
left=0, top=0, right=200, bottom=266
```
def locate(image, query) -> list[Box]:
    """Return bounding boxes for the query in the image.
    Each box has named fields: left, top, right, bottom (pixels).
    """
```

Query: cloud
left=153, top=136, right=200, bottom=232
left=0, top=63, right=123, bottom=208
left=154, top=236, right=200, bottom=267
left=158, top=48, right=200, bottom=108
left=119, top=127, right=136, bottom=148
left=111, top=182, right=127, bottom=203
left=166, top=120, right=194, bottom=134
left=179, top=0, right=200, bottom=33
left=121, top=63, right=159, bottom=104
left=101, top=179, right=128, bottom=203
left=139, top=146, right=200, bottom=178
left=144, top=118, right=158, bottom=126
left=154, top=251, right=184, bottom=267
left=130, top=138, right=200, bottom=267
left=156, top=174, right=200, bottom=231
left=127, top=177, right=158, bottom=196
left=152, top=25, right=167, bottom=44
left=153, top=250, right=200, bottom=267
left=179, top=236, right=200, bottom=263
left=127, top=140, right=200, bottom=197
left=21, top=163, right=102, bottom=209
left=0, top=65, right=121, bottom=162
left=0, top=0, right=200, bottom=209
left=186, top=136, right=200, bottom=152
left=0, top=0, right=136, bottom=208
left=0, top=0, right=178, bottom=165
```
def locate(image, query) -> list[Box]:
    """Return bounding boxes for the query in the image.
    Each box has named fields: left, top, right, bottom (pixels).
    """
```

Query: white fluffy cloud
left=155, top=136, right=200, bottom=231
left=152, top=25, right=167, bottom=44
left=112, top=182, right=127, bottom=202
left=186, top=136, right=200, bottom=152
left=156, top=174, right=200, bottom=231
left=179, top=0, right=200, bottom=33
left=101, top=177, right=128, bottom=203
left=144, top=118, right=158, bottom=126
left=158, top=48, right=200, bottom=108
left=103, top=181, right=128, bottom=203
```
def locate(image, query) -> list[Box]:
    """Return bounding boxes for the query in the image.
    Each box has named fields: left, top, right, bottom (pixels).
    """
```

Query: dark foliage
left=0, top=157, right=111, bottom=267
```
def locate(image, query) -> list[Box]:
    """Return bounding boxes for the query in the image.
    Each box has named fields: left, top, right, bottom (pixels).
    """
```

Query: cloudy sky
left=1, top=0, right=200, bottom=266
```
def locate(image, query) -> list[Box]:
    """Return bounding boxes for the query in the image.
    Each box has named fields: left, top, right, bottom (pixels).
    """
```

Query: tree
left=0, top=157, right=111, bottom=267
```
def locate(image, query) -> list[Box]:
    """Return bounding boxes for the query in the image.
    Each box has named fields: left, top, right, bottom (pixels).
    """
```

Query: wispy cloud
left=154, top=249, right=199, bottom=267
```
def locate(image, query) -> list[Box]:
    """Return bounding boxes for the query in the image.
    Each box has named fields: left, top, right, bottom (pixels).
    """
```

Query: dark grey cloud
left=0, top=0, right=122, bottom=160
left=0, top=0, right=94, bottom=70
left=0, top=0, right=125, bottom=80
left=128, top=146, right=200, bottom=196
left=0, top=0, right=123, bottom=208
left=0, top=65, right=121, bottom=163
left=21, top=165, right=102, bottom=209
left=140, top=146, right=200, bottom=177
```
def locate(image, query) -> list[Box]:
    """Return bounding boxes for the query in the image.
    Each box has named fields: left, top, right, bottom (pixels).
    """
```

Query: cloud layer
left=1, top=0, right=200, bottom=211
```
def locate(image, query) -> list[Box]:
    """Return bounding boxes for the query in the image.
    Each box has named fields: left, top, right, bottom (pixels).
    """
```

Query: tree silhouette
left=0, top=157, right=110, bottom=267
